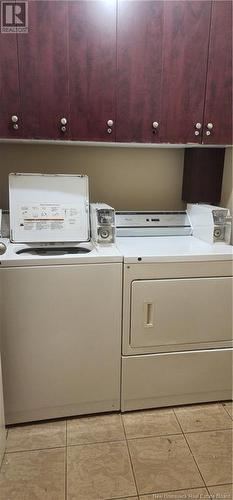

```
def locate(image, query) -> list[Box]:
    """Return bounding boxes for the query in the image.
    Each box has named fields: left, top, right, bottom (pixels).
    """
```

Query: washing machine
left=0, top=174, right=123, bottom=424
left=116, top=210, right=233, bottom=411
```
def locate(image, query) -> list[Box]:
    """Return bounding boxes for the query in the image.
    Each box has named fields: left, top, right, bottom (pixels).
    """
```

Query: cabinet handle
left=107, top=119, right=114, bottom=127
left=11, top=115, right=19, bottom=130
left=60, top=117, right=67, bottom=125
left=60, top=117, right=67, bottom=132
left=144, top=302, right=154, bottom=328
left=207, top=122, right=214, bottom=130
left=195, top=122, right=202, bottom=130
left=152, top=121, right=159, bottom=129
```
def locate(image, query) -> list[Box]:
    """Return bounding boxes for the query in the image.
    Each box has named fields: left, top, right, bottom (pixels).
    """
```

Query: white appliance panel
left=130, top=277, right=232, bottom=349
left=1, top=263, right=122, bottom=423
left=9, top=173, right=89, bottom=243
left=0, top=269, right=6, bottom=464
left=121, top=349, right=232, bottom=411
left=118, top=210, right=232, bottom=412
left=90, top=203, right=115, bottom=244
left=116, top=236, right=233, bottom=263
left=187, top=203, right=232, bottom=245
left=116, top=211, right=192, bottom=237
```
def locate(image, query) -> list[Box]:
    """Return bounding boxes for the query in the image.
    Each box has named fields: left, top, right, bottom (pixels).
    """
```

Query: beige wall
left=0, top=143, right=232, bottom=214
left=0, top=143, right=185, bottom=210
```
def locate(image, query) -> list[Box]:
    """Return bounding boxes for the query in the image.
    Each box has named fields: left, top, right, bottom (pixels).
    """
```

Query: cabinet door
left=161, top=1, right=211, bottom=144
left=0, top=22, right=20, bottom=138
left=117, top=1, right=163, bottom=143
left=69, top=1, right=116, bottom=141
left=17, top=0, right=69, bottom=139
left=203, top=1, right=232, bottom=145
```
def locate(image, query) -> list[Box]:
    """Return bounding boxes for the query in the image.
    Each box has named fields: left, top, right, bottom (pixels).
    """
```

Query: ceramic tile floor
left=0, top=401, right=232, bottom=500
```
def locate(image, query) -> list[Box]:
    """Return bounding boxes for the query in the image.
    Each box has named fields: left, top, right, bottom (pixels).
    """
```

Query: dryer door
left=130, top=277, right=232, bottom=349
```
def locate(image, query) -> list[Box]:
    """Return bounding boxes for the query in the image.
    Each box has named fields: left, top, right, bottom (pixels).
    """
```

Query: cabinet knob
left=207, top=122, right=214, bottom=130
left=206, top=130, right=211, bottom=136
left=195, top=123, right=202, bottom=130
left=13, top=123, right=19, bottom=130
left=11, top=115, right=18, bottom=123
left=60, top=117, right=67, bottom=125
left=61, top=126, right=66, bottom=133
left=107, top=119, right=114, bottom=127
left=152, top=121, right=159, bottom=129
left=194, top=130, right=199, bottom=136
left=107, top=128, right=112, bottom=134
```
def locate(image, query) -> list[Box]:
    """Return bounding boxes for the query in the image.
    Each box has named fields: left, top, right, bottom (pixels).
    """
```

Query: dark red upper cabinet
left=116, top=1, right=164, bottom=143
left=160, top=1, right=211, bottom=144
left=0, top=14, right=20, bottom=138
left=17, top=0, right=69, bottom=139
left=203, top=1, right=232, bottom=145
left=69, top=1, right=116, bottom=141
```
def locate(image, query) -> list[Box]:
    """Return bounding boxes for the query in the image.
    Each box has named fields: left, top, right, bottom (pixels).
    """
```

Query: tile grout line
left=207, top=483, right=233, bottom=499
left=5, top=426, right=232, bottom=455
left=0, top=429, right=8, bottom=473
left=105, top=495, right=139, bottom=500
left=205, top=482, right=233, bottom=487
left=134, top=483, right=233, bottom=498
left=182, top=433, right=210, bottom=490
left=206, top=485, right=213, bottom=499
left=126, top=426, right=232, bottom=439
left=172, top=409, right=208, bottom=489
left=67, top=430, right=194, bottom=446
left=105, top=496, right=139, bottom=500
left=172, top=406, right=232, bottom=434
left=138, top=485, right=210, bottom=497
left=221, top=402, right=233, bottom=421
left=120, top=413, right=139, bottom=498
left=171, top=408, right=185, bottom=434
left=174, top=426, right=232, bottom=435
left=66, top=437, right=127, bottom=447
left=205, top=482, right=233, bottom=500
left=5, top=434, right=126, bottom=455
left=5, top=444, right=67, bottom=454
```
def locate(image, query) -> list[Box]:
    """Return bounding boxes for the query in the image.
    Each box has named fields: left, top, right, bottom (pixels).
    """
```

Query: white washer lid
left=9, top=173, right=90, bottom=243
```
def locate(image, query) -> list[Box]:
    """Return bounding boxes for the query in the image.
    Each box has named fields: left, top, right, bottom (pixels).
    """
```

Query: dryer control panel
left=116, top=211, right=192, bottom=237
